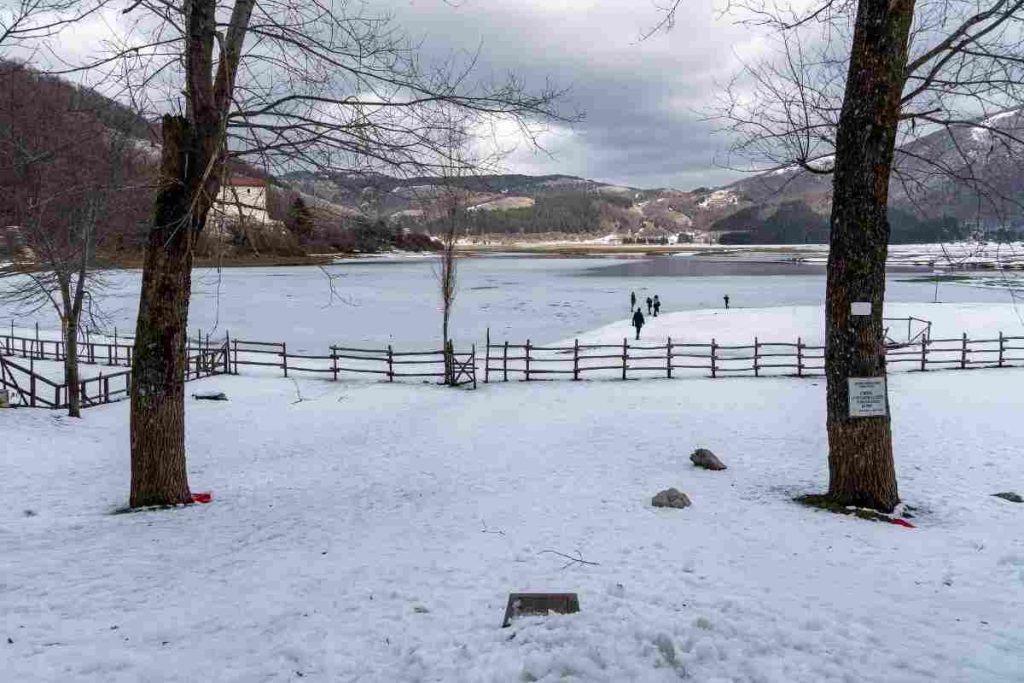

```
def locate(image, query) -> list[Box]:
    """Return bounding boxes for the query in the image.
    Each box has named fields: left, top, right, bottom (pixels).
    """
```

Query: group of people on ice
left=629, top=291, right=661, bottom=340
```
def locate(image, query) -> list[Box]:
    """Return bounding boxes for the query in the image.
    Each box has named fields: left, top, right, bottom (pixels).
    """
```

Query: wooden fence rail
left=0, top=326, right=477, bottom=410
left=481, top=328, right=1024, bottom=382
left=3, top=321, right=1021, bottom=410
left=0, top=340, right=229, bottom=410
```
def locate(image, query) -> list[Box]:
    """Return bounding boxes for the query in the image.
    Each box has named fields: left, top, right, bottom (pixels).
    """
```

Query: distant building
left=212, top=174, right=270, bottom=225
left=1, top=225, right=32, bottom=260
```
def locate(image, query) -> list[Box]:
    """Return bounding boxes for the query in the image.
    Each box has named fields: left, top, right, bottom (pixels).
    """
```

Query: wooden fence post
left=525, top=339, right=532, bottom=381
left=754, top=337, right=760, bottom=377
left=282, top=342, right=288, bottom=378
left=960, top=332, right=967, bottom=369
left=484, top=328, right=490, bottom=384
left=920, top=336, right=927, bottom=371
left=711, top=338, right=717, bottom=378
left=998, top=332, right=1005, bottom=368
left=621, top=338, right=628, bottom=380
left=232, top=338, right=239, bottom=375
left=499, top=342, right=507, bottom=385
left=796, top=337, right=803, bottom=377
left=666, top=336, right=672, bottom=379
left=471, top=343, right=477, bottom=390
left=388, top=344, right=394, bottom=382
left=330, top=346, right=338, bottom=381
left=573, top=339, right=580, bottom=381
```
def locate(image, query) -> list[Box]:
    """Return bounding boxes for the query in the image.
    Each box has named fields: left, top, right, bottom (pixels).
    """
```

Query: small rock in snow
left=690, top=448, right=726, bottom=471
left=193, top=392, right=229, bottom=401
left=652, top=488, right=691, bottom=509
left=992, top=491, right=1023, bottom=503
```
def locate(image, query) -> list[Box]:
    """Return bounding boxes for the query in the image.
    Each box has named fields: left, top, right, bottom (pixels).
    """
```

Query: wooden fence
left=482, top=328, right=1024, bottom=382
left=228, top=339, right=477, bottom=388
left=0, top=325, right=476, bottom=410
left=3, top=320, right=1021, bottom=409
left=0, top=339, right=229, bottom=410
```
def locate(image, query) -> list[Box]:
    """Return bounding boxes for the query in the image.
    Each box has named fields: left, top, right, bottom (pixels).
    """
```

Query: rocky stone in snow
left=652, top=488, right=691, bottom=509
left=690, top=448, right=726, bottom=471
left=992, top=491, right=1023, bottom=503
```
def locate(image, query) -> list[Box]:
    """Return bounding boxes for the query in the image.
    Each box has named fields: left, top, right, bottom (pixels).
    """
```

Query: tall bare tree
left=823, top=0, right=917, bottom=511
left=32, top=0, right=566, bottom=506
left=656, top=0, right=1024, bottom=510
left=433, top=120, right=473, bottom=386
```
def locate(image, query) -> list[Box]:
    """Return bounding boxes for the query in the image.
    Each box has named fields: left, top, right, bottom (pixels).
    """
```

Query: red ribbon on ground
left=889, top=517, right=915, bottom=528
left=191, top=492, right=213, bottom=504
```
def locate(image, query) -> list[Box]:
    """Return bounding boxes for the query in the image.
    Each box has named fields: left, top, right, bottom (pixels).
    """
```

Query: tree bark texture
left=64, top=310, right=80, bottom=418
left=825, top=0, right=916, bottom=511
left=129, top=115, right=218, bottom=507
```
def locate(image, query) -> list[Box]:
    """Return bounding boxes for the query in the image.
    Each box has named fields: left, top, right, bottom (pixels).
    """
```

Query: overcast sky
left=372, top=0, right=762, bottom=190
left=29, top=0, right=767, bottom=190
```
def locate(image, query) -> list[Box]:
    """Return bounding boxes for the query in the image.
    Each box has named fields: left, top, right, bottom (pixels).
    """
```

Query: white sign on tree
left=848, top=377, right=887, bottom=417
left=851, top=301, right=872, bottom=316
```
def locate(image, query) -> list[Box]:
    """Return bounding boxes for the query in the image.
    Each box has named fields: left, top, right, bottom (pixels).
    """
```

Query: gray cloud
left=375, top=0, right=759, bottom=189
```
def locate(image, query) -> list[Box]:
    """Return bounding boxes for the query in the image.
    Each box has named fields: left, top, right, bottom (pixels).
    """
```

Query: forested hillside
left=4, top=62, right=1018, bottom=252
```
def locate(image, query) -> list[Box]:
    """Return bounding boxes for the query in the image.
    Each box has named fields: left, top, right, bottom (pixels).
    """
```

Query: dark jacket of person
left=632, top=309, right=645, bottom=328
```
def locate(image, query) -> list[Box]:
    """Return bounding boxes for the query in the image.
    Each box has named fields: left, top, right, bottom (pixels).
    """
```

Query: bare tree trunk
left=440, top=207, right=458, bottom=386
left=64, top=308, right=81, bottom=417
left=442, top=315, right=451, bottom=385
left=825, top=0, right=915, bottom=512
left=129, top=116, right=207, bottom=507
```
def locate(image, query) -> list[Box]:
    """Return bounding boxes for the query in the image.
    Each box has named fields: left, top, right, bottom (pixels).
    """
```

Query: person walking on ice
left=723, top=294, right=730, bottom=309
left=646, top=296, right=653, bottom=315
left=653, top=295, right=661, bottom=317
left=631, top=291, right=637, bottom=311
left=632, top=307, right=645, bottom=340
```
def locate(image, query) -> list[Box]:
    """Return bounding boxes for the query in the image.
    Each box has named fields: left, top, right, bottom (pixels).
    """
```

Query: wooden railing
left=3, top=319, right=1021, bottom=409
left=482, top=328, right=1024, bottom=382
left=228, top=338, right=476, bottom=387
left=883, top=316, right=932, bottom=347
left=0, top=339, right=229, bottom=410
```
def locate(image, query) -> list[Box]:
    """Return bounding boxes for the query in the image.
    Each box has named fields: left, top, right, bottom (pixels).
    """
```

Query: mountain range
left=4, top=59, right=1022, bottom=254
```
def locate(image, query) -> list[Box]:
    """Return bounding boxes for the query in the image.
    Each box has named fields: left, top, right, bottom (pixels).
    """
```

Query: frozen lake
left=1, top=254, right=1019, bottom=351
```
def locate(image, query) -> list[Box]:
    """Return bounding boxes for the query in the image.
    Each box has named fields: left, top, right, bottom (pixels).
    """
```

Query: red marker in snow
left=191, top=492, right=213, bottom=504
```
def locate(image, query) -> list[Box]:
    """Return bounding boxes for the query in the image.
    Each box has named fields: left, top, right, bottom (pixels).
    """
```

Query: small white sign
left=851, top=301, right=872, bottom=316
left=848, top=377, right=887, bottom=418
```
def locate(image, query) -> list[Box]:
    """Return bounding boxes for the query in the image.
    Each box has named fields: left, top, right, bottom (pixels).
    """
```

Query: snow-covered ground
left=3, top=342, right=1024, bottom=680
